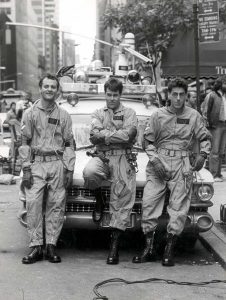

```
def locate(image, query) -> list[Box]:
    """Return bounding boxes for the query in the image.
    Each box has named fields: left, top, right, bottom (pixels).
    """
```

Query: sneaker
left=214, top=177, right=223, bottom=182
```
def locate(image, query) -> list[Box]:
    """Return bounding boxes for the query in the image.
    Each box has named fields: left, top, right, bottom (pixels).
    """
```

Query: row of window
left=0, top=7, right=11, bottom=14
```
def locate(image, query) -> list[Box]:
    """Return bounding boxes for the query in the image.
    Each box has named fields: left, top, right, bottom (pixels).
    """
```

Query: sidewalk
left=199, top=168, right=226, bottom=269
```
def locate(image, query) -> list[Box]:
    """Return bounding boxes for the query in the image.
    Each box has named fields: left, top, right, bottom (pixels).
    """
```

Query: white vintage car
left=17, top=81, right=215, bottom=247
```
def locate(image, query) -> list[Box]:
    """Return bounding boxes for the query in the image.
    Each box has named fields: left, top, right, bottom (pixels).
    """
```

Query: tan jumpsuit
left=83, top=104, right=138, bottom=231
left=142, top=105, right=211, bottom=235
left=19, top=100, right=76, bottom=247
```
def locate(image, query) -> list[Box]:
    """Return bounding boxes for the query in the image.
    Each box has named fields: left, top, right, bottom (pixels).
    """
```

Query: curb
left=199, top=224, right=226, bottom=270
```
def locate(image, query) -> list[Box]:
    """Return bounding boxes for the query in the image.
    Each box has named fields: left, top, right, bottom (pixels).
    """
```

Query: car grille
left=65, top=202, right=142, bottom=213
left=66, top=186, right=144, bottom=213
left=67, top=186, right=144, bottom=200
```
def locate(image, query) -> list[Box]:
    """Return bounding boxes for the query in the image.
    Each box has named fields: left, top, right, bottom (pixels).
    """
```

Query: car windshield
left=70, top=114, right=150, bottom=150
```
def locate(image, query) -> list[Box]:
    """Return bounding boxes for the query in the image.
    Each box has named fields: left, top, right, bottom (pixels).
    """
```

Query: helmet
left=127, top=70, right=141, bottom=84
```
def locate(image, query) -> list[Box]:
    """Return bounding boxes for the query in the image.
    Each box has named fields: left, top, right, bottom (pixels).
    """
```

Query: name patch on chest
left=113, top=116, right=124, bottom=121
left=177, top=118, right=189, bottom=124
left=48, top=118, right=60, bottom=125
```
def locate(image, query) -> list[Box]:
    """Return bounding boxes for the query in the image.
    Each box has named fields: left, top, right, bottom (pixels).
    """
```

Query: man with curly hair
left=133, top=78, right=211, bottom=267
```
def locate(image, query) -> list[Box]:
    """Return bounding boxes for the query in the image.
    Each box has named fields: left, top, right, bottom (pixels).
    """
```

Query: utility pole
left=193, top=0, right=201, bottom=113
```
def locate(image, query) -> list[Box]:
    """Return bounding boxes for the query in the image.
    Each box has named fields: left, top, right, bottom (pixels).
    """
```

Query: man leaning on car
left=133, top=77, right=212, bottom=267
left=19, top=74, right=76, bottom=264
left=83, top=77, right=138, bottom=265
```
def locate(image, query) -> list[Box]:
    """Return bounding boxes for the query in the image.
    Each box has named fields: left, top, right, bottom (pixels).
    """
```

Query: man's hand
left=90, top=132, right=105, bottom=145
left=128, top=127, right=137, bottom=142
left=152, top=157, right=166, bottom=180
left=64, top=170, right=73, bottom=188
left=192, top=152, right=207, bottom=171
left=22, top=166, right=33, bottom=189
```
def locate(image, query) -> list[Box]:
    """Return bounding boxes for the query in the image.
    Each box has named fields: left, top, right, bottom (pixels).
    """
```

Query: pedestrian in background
left=19, top=74, right=76, bottom=264
left=186, top=90, right=197, bottom=110
left=133, top=78, right=211, bottom=267
left=16, top=91, right=33, bottom=113
left=10, top=108, right=23, bottom=170
left=201, top=78, right=215, bottom=123
left=83, top=77, right=138, bottom=265
left=207, top=76, right=226, bottom=182
left=4, top=102, right=17, bottom=159
left=4, top=102, right=17, bottom=125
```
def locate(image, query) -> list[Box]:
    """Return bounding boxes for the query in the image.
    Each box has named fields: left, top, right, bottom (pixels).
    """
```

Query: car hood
left=72, top=150, right=214, bottom=187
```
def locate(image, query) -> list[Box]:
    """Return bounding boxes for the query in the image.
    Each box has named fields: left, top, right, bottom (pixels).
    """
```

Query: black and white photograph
left=0, top=0, right=226, bottom=299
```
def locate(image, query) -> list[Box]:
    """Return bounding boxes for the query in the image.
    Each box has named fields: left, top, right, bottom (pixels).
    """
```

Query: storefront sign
left=216, top=65, right=226, bottom=75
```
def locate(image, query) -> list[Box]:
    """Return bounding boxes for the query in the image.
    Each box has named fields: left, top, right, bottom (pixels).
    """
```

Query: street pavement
left=0, top=176, right=226, bottom=300
left=199, top=167, right=226, bottom=270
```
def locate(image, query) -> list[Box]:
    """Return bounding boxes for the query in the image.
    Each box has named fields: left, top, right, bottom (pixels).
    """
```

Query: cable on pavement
left=93, top=277, right=226, bottom=300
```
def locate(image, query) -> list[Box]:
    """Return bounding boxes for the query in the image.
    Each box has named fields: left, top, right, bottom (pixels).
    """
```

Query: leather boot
left=22, top=246, right=43, bottom=264
left=162, top=233, right=177, bottom=267
left=92, top=188, right=105, bottom=223
left=106, top=229, right=122, bottom=265
left=45, top=244, right=61, bottom=263
left=132, top=231, right=156, bottom=263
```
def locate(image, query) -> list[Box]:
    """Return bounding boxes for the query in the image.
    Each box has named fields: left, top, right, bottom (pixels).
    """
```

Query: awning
left=161, top=30, right=226, bottom=78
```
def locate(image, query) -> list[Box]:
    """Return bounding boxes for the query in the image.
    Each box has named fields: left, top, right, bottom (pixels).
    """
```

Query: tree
left=102, top=0, right=194, bottom=72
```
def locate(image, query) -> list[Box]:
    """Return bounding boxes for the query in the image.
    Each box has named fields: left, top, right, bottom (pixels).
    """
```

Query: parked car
left=18, top=81, right=215, bottom=247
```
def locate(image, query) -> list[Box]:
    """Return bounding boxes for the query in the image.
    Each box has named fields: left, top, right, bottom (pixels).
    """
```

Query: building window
left=0, top=7, right=11, bottom=14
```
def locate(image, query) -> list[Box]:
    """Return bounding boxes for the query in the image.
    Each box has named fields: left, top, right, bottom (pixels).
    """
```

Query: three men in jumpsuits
left=83, top=77, right=138, bottom=264
left=19, top=74, right=76, bottom=264
left=133, top=78, right=211, bottom=266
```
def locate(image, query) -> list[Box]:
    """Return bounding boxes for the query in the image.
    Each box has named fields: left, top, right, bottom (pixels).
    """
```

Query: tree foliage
left=102, top=0, right=194, bottom=68
left=102, top=0, right=226, bottom=73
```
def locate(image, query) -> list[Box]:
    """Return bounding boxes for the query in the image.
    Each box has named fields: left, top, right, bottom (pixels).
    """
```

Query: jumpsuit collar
left=104, top=103, right=124, bottom=113
left=167, top=104, right=186, bottom=116
left=36, top=99, right=58, bottom=113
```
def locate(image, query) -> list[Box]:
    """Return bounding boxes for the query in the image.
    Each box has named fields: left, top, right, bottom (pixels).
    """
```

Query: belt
left=98, top=149, right=132, bottom=156
left=34, top=154, right=62, bottom=162
left=157, top=148, right=189, bottom=157
left=33, top=150, right=63, bottom=156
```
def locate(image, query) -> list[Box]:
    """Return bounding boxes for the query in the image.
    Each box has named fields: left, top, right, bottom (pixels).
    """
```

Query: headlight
left=197, top=184, right=214, bottom=201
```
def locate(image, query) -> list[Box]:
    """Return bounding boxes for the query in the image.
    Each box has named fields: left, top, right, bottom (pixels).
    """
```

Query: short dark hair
left=104, top=77, right=123, bottom=94
left=214, top=76, right=226, bottom=92
left=168, top=77, right=188, bottom=94
left=39, top=73, right=60, bottom=90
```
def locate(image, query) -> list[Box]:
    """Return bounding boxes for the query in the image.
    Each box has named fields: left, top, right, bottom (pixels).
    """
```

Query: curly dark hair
left=39, top=73, right=60, bottom=90
left=168, top=77, right=188, bottom=94
left=104, top=77, right=123, bottom=94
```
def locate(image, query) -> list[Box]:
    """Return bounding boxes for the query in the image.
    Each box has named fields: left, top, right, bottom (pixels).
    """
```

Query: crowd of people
left=1, top=73, right=225, bottom=268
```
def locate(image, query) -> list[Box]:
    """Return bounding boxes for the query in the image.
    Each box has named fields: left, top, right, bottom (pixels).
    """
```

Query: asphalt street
left=0, top=182, right=226, bottom=300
